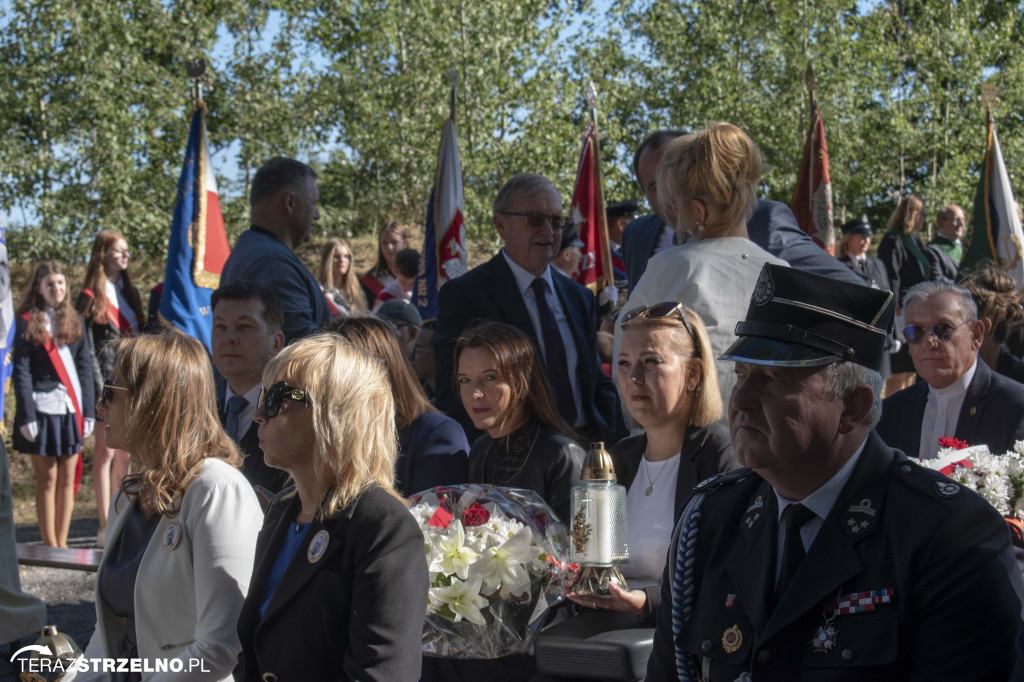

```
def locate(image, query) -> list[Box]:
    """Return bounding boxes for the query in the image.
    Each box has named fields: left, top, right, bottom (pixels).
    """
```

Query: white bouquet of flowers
left=409, top=484, right=569, bottom=658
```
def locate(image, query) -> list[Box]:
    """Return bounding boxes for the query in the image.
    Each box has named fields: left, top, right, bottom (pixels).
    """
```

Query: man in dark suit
left=877, top=280, right=1024, bottom=459
left=622, top=130, right=860, bottom=295
left=211, top=283, right=290, bottom=495
left=435, top=173, right=621, bottom=443
left=647, top=263, right=1024, bottom=681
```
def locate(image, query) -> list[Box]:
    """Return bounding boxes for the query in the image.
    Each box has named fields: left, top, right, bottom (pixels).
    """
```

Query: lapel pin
left=969, top=406, right=977, bottom=416
left=725, top=594, right=736, bottom=608
left=162, top=522, right=181, bottom=552
left=308, top=529, right=329, bottom=563
left=722, top=625, right=743, bottom=653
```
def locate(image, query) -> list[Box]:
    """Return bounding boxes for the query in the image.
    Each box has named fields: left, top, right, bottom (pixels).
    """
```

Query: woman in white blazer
left=81, top=333, right=261, bottom=681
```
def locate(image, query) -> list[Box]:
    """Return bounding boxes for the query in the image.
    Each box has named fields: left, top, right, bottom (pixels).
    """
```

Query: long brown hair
left=329, top=316, right=435, bottom=428
left=262, top=333, right=404, bottom=516
left=113, top=333, right=243, bottom=519
left=886, top=195, right=925, bottom=236
left=453, top=321, right=576, bottom=440
left=964, top=267, right=1024, bottom=344
left=16, top=260, right=82, bottom=346
left=79, top=230, right=144, bottom=327
left=317, top=236, right=368, bottom=314
left=369, top=221, right=408, bottom=279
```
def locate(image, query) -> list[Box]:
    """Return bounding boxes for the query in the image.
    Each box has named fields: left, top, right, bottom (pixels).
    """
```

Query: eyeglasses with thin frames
left=902, top=321, right=973, bottom=345
left=500, top=212, right=568, bottom=231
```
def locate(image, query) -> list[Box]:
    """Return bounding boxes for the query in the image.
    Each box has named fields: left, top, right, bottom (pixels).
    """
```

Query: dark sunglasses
left=621, top=302, right=699, bottom=354
left=100, top=383, right=127, bottom=406
left=500, top=211, right=568, bottom=230
left=902, top=321, right=972, bottom=345
left=259, top=381, right=311, bottom=418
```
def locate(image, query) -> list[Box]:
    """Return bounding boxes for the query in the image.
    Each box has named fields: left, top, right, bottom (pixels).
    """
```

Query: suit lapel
left=761, top=435, right=893, bottom=643
left=238, top=493, right=299, bottom=641
left=551, top=274, right=587, bottom=360
left=725, top=480, right=777, bottom=634
left=955, top=361, right=989, bottom=446
left=485, top=255, right=535, bottom=336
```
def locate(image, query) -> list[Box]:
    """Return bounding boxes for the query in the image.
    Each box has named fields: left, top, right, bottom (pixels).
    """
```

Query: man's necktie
left=530, top=278, right=578, bottom=427
left=226, top=395, right=248, bottom=441
left=775, top=503, right=815, bottom=604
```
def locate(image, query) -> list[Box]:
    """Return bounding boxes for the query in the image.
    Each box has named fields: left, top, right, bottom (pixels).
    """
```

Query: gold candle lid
left=581, top=442, right=617, bottom=481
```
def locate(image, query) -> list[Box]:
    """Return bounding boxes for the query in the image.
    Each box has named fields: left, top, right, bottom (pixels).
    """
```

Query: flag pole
left=447, top=69, right=457, bottom=122
left=585, top=81, right=612, bottom=291
left=186, top=58, right=206, bottom=106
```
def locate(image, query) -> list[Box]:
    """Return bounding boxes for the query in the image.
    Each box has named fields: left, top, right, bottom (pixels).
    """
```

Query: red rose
left=938, top=437, right=970, bottom=450
left=462, top=502, right=491, bottom=527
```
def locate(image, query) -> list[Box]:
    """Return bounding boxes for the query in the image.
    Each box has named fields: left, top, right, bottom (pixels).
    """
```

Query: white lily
left=432, top=576, right=489, bottom=625
left=471, top=525, right=534, bottom=598
left=429, top=520, right=480, bottom=580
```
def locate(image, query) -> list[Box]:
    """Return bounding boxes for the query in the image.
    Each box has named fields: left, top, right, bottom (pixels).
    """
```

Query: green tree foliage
left=1, top=0, right=1023, bottom=260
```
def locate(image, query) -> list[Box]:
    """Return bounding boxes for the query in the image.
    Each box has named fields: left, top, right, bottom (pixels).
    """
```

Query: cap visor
left=719, top=336, right=839, bottom=367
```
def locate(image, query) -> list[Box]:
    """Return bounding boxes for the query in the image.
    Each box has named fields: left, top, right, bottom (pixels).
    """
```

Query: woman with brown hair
left=12, top=260, right=95, bottom=548
left=82, top=333, right=261, bottom=681
left=76, top=229, right=146, bottom=547
left=964, top=266, right=1024, bottom=384
left=317, top=236, right=368, bottom=318
left=618, top=122, right=786, bottom=410
left=359, top=221, right=409, bottom=308
left=455, top=321, right=584, bottom=522
left=235, top=333, right=428, bottom=681
left=877, top=194, right=933, bottom=393
left=330, top=316, right=468, bottom=496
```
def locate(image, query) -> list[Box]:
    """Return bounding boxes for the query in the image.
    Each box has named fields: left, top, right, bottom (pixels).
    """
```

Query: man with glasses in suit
left=876, top=280, right=1024, bottom=459
left=434, top=172, right=621, bottom=444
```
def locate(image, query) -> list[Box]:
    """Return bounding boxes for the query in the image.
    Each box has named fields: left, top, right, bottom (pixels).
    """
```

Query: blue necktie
left=226, top=395, right=248, bottom=441
left=530, top=278, right=578, bottom=427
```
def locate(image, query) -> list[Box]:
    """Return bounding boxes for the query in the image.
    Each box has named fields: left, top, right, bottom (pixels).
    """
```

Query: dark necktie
left=530, top=278, right=578, bottom=427
left=226, top=395, right=248, bottom=441
left=775, top=503, right=815, bottom=604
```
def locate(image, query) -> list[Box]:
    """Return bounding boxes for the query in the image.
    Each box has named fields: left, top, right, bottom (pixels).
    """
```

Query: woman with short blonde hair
left=83, top=333, right=261, bottom=681
left=620, top=122, right=786, bottom=411
left=236, top=333, right=428, bottom=681
left=317, top=236, right=367, bottom=317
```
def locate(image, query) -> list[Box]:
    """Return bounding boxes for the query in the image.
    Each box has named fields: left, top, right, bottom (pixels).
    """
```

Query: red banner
left=791, top=104, right=835, bottom=254
left=569, top=125, right=612, bottom=291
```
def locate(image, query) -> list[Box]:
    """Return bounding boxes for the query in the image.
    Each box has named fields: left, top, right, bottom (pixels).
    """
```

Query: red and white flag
left=791, top=103, right=835, bottom=254
left=569, top=124, right=612, bottom=291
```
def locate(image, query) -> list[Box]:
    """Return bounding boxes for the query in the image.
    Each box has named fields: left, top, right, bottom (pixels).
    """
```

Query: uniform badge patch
left=934, top=480, right=961, bottom=497
left=722, top=625, right=743, bottom=653
left=751, top=268, right=774, bottom=305
left=725, top=594, right=736, bottom=608
left=810, top=622, right=838, bottom=653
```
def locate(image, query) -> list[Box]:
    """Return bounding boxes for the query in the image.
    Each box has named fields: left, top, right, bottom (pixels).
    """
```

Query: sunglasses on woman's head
left=260, top=381, right=311, bottom=418
left=100, top=383, right=127, bottom=406
left=620, top=301, right=699, bottom=352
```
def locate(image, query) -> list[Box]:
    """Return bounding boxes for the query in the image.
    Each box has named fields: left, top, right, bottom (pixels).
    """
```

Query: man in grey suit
left=621, top=130, right=860, bottom=294
left=876, top=280, right=1024, bottom=459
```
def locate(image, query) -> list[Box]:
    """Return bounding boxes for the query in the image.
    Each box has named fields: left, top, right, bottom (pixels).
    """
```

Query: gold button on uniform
left=701, top=639, right=712, bottom=653
left=842, top=649, right=854, bottom=662
left=262, top=673, right=278, bottom=682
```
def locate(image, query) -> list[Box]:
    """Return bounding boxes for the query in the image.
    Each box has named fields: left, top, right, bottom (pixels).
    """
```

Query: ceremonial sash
left=21, top=312, right=85, bottom=495
left=359, top=272, right=386, bottom=297
left=324, top=291, right=341, bottom=316
left=81, top=287, right=134, bottom=336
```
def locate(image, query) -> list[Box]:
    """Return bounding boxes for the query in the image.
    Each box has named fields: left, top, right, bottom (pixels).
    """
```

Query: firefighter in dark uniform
left=647, top=263, right=1024, bottom=681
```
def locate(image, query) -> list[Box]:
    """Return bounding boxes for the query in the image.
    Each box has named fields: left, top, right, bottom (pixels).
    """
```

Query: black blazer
left=12, top=315, right=95, bottom=427
left=646, top=432, right=1024, bottom=681
left=611, top=422, right=735, bottom=522
left=876, top=358, right=1024, bottom=457
left=217, top=390, right=291, bottom=494
left=838, top=254, right=890, bottom=291
left=235, top=485, right=429, bottom=682
left=435, top=253, right=622, bottom=443
left=877, top=230, right=931, bottom=306
left=926, top=242, right=960, bottom=284
left=75, top=289, right=142, bottom=392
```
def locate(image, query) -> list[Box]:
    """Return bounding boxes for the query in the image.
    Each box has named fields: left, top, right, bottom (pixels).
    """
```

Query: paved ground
left=1, top=518, right=99, bottom=681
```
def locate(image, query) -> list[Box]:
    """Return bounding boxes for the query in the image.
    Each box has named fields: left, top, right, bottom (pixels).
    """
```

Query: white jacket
left=81, top=458, right=262, bottom=681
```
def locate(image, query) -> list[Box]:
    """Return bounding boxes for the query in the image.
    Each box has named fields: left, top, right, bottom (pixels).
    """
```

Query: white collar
left=501, top=249, right=555, bottom=296
left=775, top=437, right=868, bottom=523
left=226, top=382, right=263, bottom=409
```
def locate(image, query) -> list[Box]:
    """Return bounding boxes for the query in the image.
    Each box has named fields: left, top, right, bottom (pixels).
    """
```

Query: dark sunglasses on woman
left=259, top=381, right=311, bottom=418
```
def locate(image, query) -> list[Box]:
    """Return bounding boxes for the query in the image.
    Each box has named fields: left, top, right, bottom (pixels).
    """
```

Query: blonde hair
left=620, top=304, right=723, bottom=427
left=886, top=195, right=925, bottom=236
left=329, top=316, right=436, bottom=428
left=656, top=123, right=763, bottom=240
left=114, top=333, right=242, bottom=519
left=262, top=333, right=402, bottom=517
left=370, top=221, right=409, bottom=278
left=317, top=236, right=368, bottom=314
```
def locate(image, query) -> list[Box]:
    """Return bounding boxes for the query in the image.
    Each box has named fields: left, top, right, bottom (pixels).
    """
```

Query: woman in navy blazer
left=235, top=333, right=429, bottom=681
left=330, top=316, right=469, bottom=496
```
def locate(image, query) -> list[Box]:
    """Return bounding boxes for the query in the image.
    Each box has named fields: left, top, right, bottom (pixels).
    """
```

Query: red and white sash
left=81, top=286, right=135, bottom=336
left=21, top=312, right=84, bottom=437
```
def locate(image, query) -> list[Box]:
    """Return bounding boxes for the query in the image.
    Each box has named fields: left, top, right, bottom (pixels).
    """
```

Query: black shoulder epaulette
left=891, top=455, right=969, bottom=500
left=694, top=467, right=756, bottom=494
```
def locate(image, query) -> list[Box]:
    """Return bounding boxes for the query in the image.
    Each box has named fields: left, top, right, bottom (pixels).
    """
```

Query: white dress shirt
left=774, top=438, right=867, bottom=581
left=919, top=360, right=977, bottom=460
left=501, top=250, right=584, bottom=427
left=622, top=452, right=681, bottom=589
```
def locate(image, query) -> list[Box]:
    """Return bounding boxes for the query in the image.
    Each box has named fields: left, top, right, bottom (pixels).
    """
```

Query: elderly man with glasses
left=876, top=280, right=1024, bottom=459
left=434, top=172, right=622, bottom=444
